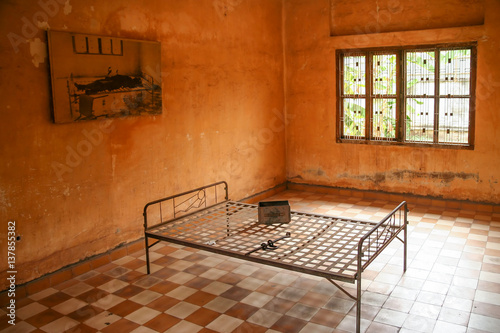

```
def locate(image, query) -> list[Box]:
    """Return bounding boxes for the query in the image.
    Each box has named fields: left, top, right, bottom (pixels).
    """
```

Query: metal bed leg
left=145, top=236, right=151, bottom=275
left=356, top=272, right=361, bottom=333
left=326, top=278, right=360, bottom=332
left=403, top=222, right=407, bottom=272
left=403, top=206, right=408, bottom=273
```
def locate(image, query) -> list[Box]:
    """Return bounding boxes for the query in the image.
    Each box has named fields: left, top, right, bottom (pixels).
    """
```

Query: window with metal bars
left=336, top=43, right=476, bottom=148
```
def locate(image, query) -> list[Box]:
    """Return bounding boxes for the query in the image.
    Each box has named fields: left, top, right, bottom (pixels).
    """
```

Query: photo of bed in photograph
left=48, top=30, right=162, bottom=123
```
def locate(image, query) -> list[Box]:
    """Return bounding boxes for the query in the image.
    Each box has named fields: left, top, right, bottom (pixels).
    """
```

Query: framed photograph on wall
left=47, top=30, right=162, bottom=123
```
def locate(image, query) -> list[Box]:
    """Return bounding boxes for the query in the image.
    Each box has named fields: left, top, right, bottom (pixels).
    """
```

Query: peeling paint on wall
left=64, top=0, right=73, bottom=15
left=29, top=38, right=47, bottom=68
left=36, top=20, right=50, bottom=30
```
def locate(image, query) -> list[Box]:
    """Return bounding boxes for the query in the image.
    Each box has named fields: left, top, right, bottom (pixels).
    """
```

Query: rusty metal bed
left=143, top=181, right=408, bottom=333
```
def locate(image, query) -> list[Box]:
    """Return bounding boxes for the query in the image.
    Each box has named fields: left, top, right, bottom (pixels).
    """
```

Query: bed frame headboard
left=143, top=181, right=228, bottom=230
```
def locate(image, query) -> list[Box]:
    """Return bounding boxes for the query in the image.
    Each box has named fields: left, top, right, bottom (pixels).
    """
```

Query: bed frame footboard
left=143, top=181, right=228, bottom=274
left=355, top=201, right=408, bottom=332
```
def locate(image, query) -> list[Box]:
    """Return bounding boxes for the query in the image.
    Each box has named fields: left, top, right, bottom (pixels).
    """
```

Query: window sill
left=336, top=138, right=474, bottom=150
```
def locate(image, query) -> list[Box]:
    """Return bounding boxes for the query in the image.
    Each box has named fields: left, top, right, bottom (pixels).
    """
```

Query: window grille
left=405, top=48, right=472, bottom=145
left=337, top=43, right=476, bottom=149
left=372, top=53, right=397, bottom=141
left=341, top=55, right=366, bottom=139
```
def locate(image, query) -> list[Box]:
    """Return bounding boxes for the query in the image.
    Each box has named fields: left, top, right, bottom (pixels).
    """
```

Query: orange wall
left=284, top=0, right=500, bottom=204
left=0, top=0, right=286, bottom=287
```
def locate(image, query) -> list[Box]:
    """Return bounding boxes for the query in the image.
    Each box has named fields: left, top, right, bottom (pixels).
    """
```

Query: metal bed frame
left=143, top=181, right=408, bottom=333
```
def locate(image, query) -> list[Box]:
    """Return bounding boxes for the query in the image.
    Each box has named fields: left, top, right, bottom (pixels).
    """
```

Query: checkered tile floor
left=1, top=190, right=499, bottom=332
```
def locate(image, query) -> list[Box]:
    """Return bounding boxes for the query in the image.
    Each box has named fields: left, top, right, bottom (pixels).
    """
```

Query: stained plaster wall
left=0, top=0, right=286, bottom=288
left=284, top=0, right=500, bottom=204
